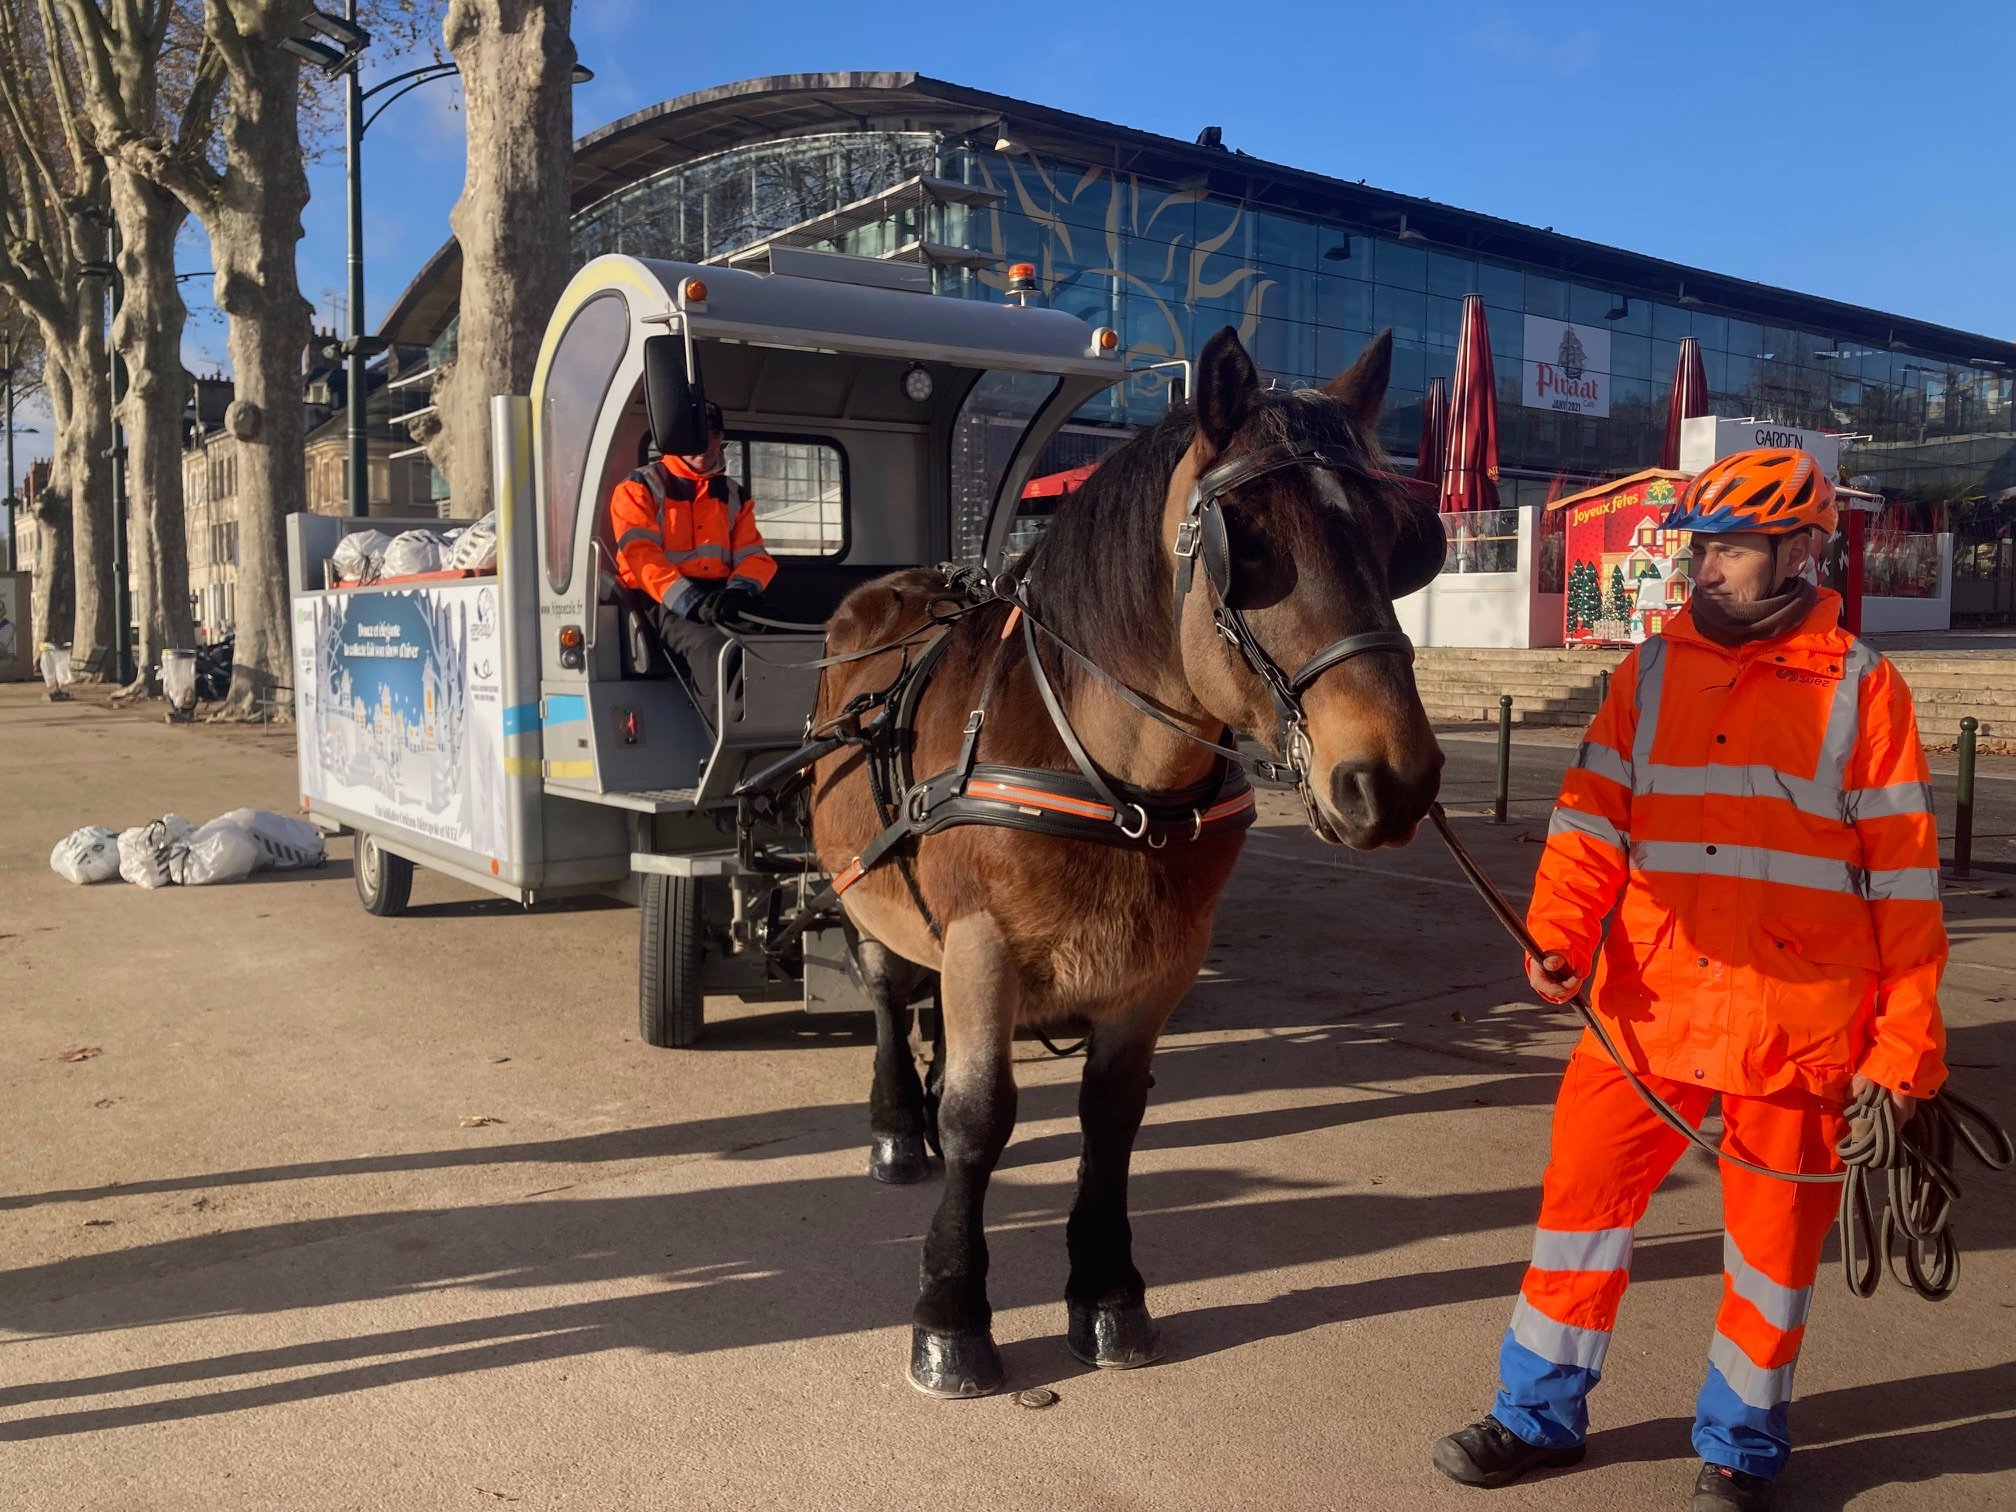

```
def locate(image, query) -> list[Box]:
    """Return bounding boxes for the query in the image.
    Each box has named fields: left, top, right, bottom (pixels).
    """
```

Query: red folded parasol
left=1441, top=294, right=1501, bottom=514
left=1660, top=335, right=1709, bottom=469
left=1416, top=376, right=1449, bottom=484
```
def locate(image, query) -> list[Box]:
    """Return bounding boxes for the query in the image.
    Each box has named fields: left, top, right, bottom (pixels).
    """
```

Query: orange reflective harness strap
left=1429, top=804, right=2013, bottom=1302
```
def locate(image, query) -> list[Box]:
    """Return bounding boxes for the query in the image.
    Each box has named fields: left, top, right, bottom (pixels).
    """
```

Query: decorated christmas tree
left=1609, top=565, right=1633, bottom=623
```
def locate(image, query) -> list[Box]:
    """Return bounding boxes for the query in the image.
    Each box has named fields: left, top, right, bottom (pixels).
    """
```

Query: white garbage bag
left=381, top=529, right=445, bottom=578
left=332, top=528, right=393, bottom=583
left=210, top=808, right=325, bottom=872
left=117, top=815, right=196, bottom=890
left=50, top=825, right=121, bottom=885
left=173, top=818, right=264, bottom=886
left=445, top=511, right=498, bottom=571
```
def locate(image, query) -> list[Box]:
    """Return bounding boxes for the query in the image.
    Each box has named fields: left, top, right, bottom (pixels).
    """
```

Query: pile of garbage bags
left=52, top=809, right=326, bottom=888
left=332, top=510, right=498, bottom=583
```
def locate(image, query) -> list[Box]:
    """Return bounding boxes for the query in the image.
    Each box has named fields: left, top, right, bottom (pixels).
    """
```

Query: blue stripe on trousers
left=1694, top=1363, right=1792, bottom=1480
left=1492, top=1328, right=1600, bottom=1448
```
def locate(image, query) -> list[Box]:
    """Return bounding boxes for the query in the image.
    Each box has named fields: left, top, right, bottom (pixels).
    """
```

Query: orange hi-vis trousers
left=1493, top=1049, right=1847, bottom=1480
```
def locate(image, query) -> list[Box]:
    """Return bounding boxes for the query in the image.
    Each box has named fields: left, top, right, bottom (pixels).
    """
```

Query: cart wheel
left=639, top=872, right=704, bottom=1048
left=355, top=833, right=414, bottom=917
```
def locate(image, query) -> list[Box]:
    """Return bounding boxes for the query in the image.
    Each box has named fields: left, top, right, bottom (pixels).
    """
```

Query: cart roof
left=584, top=254, right=1122, bottom=380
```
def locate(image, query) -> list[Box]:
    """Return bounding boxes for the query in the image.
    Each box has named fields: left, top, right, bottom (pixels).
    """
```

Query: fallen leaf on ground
left=56, top=1046, right=102, bottom=1062
left=1450, top=1010, right=1468, bottom=1022
left=459, top=1114, right=504, bottom=1128
left=83, top=1219, right=114, bottom=1228
left=1514, top=830, right=1542, bottom=844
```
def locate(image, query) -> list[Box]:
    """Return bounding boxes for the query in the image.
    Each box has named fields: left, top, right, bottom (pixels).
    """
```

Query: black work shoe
left=1692, top=1462, right=1775, bottom=1510
left=1432, top=1414, right=1587, bottom=1488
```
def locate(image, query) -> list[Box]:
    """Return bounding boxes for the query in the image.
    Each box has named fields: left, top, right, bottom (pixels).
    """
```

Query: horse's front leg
left=907, top=914, right=1019, bottom=1398
left=1065, top=967, right=1189, bottom=1368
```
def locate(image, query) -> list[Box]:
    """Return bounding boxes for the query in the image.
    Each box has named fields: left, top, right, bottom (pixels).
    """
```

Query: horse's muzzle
left=1319, top=753, right=1442, bottom=849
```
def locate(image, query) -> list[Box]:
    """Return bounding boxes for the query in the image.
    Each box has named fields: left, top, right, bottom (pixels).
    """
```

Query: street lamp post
left=3, top=331, right=16, bottom=573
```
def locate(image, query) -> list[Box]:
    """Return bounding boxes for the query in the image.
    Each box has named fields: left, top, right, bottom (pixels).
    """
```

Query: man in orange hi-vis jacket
left=1433, top=449, right=1947, bottom=1512
left=610, top=401, right=777, bottom=726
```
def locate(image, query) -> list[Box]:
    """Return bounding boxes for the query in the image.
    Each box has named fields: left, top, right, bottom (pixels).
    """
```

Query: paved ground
left=2, top=684, right=2012, bottom=1512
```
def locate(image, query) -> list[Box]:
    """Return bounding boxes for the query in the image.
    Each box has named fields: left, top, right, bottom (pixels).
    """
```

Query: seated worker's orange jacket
left=1528, top=588, right=1946, bottom=1101
left=610, top=455, right=777, bottom=619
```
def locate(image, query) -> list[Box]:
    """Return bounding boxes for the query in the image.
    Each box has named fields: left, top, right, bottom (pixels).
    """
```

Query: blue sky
left=19, top=1, right=2012, bottom=462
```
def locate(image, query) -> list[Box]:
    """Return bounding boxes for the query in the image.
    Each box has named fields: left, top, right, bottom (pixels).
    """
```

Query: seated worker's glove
left=699, top=583, right=760, bottom=627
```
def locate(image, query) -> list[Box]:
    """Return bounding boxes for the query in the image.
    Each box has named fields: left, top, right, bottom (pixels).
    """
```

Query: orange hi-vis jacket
left=610, top=456, right=777, bottom=618
left=1528, top=588, right=1947, bottom=1102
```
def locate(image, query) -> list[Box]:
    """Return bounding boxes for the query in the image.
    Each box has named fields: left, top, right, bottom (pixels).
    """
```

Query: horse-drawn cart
left=288, top=250, right=1124, bottom=1046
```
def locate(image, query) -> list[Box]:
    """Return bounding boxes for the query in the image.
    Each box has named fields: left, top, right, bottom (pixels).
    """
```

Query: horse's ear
left=1194, top=325, right=1259, bottom=456
left=1325, top=327, right=1393, bottom=429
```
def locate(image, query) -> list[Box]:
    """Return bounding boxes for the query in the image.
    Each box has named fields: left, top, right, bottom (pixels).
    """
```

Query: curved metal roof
left=380, top=72, right=2014, bottom=368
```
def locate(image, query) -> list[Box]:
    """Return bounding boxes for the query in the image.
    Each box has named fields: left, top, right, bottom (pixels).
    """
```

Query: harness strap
left=1020, top=610, right=1145, bottom=836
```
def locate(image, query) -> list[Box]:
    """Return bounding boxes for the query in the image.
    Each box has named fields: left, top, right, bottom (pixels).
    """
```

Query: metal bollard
left=1598, top=668, right=1612, bottom=706
left=1493, top=695, right=1513, bottom=824
left=1954, top=717, right=1978, bottom=880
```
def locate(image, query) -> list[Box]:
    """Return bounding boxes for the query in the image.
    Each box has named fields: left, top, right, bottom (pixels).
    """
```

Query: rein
left=1428, top=804, right=2013, bottom=1301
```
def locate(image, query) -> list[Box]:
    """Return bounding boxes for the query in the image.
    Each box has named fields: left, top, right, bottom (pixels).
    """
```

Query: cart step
left=545, top=783, right=699, bottom=814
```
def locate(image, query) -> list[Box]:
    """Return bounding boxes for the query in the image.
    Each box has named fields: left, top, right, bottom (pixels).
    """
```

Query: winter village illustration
left=1551, top=471, right=1693, bottom=646
left=299, top=585, right=509, bottom=857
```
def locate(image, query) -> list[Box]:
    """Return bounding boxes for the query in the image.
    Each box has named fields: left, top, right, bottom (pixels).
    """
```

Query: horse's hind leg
left=908, top=915, right=1020, bottom=1398
left=856, top=932, right=932, bottom=1185
left=1065, top=990, right=1180, bottom=1369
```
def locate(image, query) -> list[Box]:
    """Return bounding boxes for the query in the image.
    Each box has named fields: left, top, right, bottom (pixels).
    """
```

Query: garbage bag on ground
left=117, top=815, right=196, bottom=889
left=210, top=808, right=325, bottom=872
left=446, top=511, right=498, bottom=571
left=50, top=826, right=121, bottom=885
left=332, top=528, right=393, bottom=583
left=172, top=819, right=264, bottom=886
left=381, top=529, right=445, bottom=578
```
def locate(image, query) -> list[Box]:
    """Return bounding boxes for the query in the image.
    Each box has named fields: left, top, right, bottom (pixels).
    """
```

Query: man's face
left=1689, top=529, right=1814, bottom=604
left=679, top=427, right=725, bottom=476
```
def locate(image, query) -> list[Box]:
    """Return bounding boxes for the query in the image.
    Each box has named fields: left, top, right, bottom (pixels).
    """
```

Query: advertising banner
left=1522, top=315, right=1612, bottom=418
left=1552, top=470, right=1691, bottom=645
left=296, top=582, right=511, bottom=862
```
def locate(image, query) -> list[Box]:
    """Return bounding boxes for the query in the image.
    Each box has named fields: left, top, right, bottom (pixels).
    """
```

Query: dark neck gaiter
left=1687, top=577, right=1819, bottom=647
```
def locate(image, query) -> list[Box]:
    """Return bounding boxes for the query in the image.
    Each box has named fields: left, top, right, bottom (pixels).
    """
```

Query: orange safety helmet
left=1663, top=447, right=1838, bottom=536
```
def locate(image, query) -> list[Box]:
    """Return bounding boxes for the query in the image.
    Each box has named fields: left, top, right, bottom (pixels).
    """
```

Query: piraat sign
left=1522, top=315, right=1611, bottom=418
left=1551, top=470, right=1691, bottom=645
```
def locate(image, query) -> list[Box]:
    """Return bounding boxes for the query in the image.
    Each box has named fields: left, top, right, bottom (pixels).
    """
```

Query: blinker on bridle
left=1171, top=442, right=1420, bottom=840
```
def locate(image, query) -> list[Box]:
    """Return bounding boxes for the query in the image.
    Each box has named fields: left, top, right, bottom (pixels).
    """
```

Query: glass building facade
left=562, top=124, right=2013, bottom=512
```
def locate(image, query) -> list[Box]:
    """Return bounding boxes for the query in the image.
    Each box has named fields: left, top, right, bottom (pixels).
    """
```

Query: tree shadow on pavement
left=0, top=1168, right=1551, bottom=1440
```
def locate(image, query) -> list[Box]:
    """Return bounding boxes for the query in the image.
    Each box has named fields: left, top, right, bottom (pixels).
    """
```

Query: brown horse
left=809, top=326, right=1445, bottom=1397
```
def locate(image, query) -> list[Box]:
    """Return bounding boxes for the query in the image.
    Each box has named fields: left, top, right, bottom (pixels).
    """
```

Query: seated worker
left=609, top=401, right=777, bottom=726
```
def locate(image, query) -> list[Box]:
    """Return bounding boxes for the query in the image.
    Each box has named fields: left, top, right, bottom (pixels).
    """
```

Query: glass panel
left=1610, top=332, right=1652, bottom=380
left=1315, top=325, right=1374, bottom=378
left=1605, top=296, right=1651, bottom=336
left=1724, top=318, right=1764, bottom=358
left=1426, top=251, right=1476, bottom=298
left=1651, top=303, right=1692, bottom=342
left=539, top=292, right=629, bottom=594
left=725, top=438, right=848, bottom=556
left=1253, top=210, right=1319, bottom=270
left=1315, top=228, right=1368, bottom=270
left=1524, top=274, right=1568, bottom=320
left=1445, top=507, right=1520, bottom=574
left=1568, top=283, right=1613, bottom=327
left=1387, top=339, right=1428, bottom=394
left=1373, top=284, right=1427, bottom=343
left=950, top=370, right=1062, bottom=562
left=1317, top=275, right=1374, bottom=330
left=1476, top=260, right=1523, bottom=314
left=1373, top=237, right=1427, bottom=291
left=1690, top=312, right=1729, bottom=351
left=1427, top=294, right=1465, bottom=346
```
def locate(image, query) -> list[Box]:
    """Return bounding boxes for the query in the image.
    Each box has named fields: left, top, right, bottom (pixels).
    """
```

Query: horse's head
left=1167, top=327, right=1444, bottom=848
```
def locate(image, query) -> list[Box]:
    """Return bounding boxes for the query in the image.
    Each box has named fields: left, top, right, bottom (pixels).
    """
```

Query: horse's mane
left=1020, top=387, right=1400, bottom=686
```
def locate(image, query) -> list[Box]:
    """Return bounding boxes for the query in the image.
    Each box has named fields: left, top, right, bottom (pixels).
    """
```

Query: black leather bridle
left=1171, top=443, right=1419, bottom=839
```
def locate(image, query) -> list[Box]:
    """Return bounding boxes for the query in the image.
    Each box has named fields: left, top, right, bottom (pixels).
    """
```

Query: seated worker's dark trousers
left=646, top=600, right=741, bottom=730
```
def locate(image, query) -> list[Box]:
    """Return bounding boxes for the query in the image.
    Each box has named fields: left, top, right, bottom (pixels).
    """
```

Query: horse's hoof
left=1066, top=1298, right=1165, bottom=1369
left=869, top=1133, right=930, bottom=1185
left=907, top=1327, right=1005, bottom=1398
